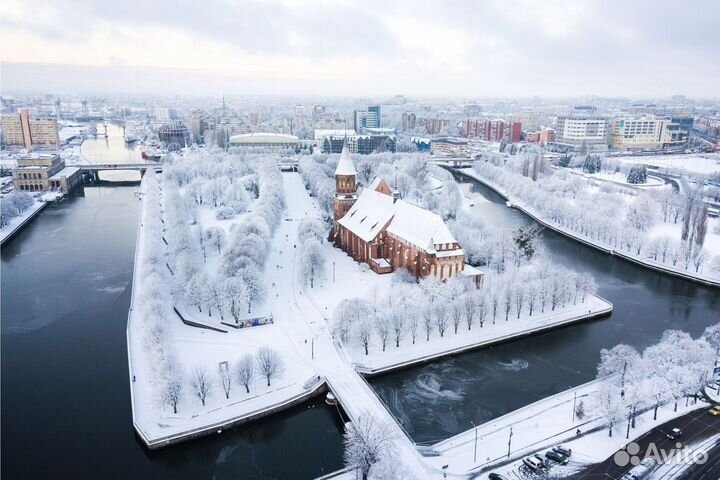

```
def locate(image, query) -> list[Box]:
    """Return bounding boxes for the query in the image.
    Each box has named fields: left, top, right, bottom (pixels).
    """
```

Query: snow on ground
left=345, top=295, right=611, bottom=374
left=428, top=376, right=709, bottom=478
left=586, top=171, right=665, bottom=188
left=618, top=153, right=720, bottom=177
left=0, top=198, right=46, bottom=244
left=128, top=174, right=321, bottom=443
left=647, top=217, right=720, bottom=259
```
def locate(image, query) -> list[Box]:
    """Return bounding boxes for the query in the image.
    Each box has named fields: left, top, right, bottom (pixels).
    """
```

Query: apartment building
left=1, top=109, right=60, bottom=149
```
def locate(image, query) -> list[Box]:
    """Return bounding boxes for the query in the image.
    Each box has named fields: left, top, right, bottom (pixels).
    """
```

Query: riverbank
left=451, top=167, right=720, bottom=288
left=0, top=192, right=64, bottom=246
left=127, top=174, right=331, bottom=449
left=351, top=294, right=612, bottom=376
left=426, top=377, right=710, bottom=477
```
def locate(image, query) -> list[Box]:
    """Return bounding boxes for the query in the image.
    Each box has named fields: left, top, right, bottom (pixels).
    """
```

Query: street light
left=470, top=421, right=478, bottom=464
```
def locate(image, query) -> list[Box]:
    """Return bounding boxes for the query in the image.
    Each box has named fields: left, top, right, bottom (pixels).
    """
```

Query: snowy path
left=274, top=172, right=436, bottom=478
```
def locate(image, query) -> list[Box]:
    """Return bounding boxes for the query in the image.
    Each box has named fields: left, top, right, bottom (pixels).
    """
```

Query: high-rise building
left=312, top=105, right=326, bottom=118
left=421, top=118, right=449, bottom=135
left=353, top=105, right=381, bottom=132
left=554, top=116, right=609, bottom=149
left=401, top=112, right=416, bottom=131
left=461, top=119, right=521, bottom=142
left=1, top=109, right=60, bottom=149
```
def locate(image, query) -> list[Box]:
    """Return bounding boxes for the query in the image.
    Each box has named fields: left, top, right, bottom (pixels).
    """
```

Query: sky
left=1, top=0, right=719, bottom=98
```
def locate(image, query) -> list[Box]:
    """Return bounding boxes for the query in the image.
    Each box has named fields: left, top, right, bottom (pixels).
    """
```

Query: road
left=578, top=404, right=720, bottom=479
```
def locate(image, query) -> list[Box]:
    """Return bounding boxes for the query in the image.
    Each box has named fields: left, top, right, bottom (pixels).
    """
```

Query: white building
left=554, top=116, right=609, bottom=150
left=610, top=117, right=688, bottom=151
left=228, top=132, right=299, bottom=151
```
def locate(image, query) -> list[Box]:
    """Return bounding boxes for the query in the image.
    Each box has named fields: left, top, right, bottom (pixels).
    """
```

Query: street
left=578, top=404, right=720, bottom=479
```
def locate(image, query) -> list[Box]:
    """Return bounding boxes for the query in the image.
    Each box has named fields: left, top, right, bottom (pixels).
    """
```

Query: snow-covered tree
left=190, top=366, right=212, bottom=406
left=236, top=353, right=256, bottom=393
left=343, top=414, right=395, bottom=480
left=256, top=346, right=284, bottom=386
left=218, top=361, right=232, bottom=399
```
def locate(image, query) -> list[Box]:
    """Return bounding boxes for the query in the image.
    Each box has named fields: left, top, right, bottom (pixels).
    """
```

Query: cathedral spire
left=334, top=141, right=357, bottom=176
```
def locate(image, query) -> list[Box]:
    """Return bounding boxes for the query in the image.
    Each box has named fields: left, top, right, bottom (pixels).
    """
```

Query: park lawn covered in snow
left=618, top=153, right=720, bottom=177
left=346, top=294, right=611, bottom=374
left=647, top=216, right=720, bottom=261
left=584, top=170, right=665, bottom=188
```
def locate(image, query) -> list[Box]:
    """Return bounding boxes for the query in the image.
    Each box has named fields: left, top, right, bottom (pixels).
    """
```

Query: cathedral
left=330, top=145, right=483, bottom=285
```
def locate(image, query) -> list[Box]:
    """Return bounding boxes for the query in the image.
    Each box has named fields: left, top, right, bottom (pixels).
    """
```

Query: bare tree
left=218, top=361, right=232, bottom=399
left=191, top=367, right=212, bottom=406
left=451, top=300, right=463, bottom=334
left=375, top=313, right=390, bottom=352
left=358, top=317, right=372, bottom=355
left=160, top=361, right=184, bottom=414
left=463, top=293, right=476, bottom=331
left=435, top=302, right=449, bottom=337
left=256, top=346, right=284, bottom=387
left=391, top=311, right=404, bottom=348
left=343, top=414, right=395, bottom=480
left=236, top=354, right=256, bottom=393
left=422, top=306, right=433, bottom=341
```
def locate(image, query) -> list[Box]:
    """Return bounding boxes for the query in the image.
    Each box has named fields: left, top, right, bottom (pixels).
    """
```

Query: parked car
left=553, top=445, right=572, bottom=457
left=666, top=427, right=683, bottom=440
left=620, top=458, right=657, bottom=480
left=532, top=454, right=548, bottom=468
left=709, top=406, right=720, bottom=416
left=488, top=473, right=509, bottom=480
left=545, top=450, right=569, bottom=465
left=522, top=456, right=545, bottom=472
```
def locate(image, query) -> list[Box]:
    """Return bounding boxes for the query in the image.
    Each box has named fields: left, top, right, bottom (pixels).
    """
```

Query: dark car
left=488, top=474, right=510, bottom=480
left=667, top=427, right=682, bottom=440
left=546, top=450, right=569, bottom=465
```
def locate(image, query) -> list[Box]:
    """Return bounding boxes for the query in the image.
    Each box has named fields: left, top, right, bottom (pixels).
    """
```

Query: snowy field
left=581, top=170, right=666, bottom=188
left=618, top=153, right=720, bottom=177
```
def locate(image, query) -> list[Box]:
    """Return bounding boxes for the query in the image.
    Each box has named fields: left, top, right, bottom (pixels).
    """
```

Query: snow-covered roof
left=461, top=264, right=484, bottom=277
left=314, top=129, right=356, bottom=140
left=386, top=200, right=457, bottom=250
left=334, top=144, right=357, bottom=176
left=337, top=188, right=395, bottom=242
left=338, top=183, right=459, bottom=252
left=229, top=133, right=299, bottom=144
left=368, top=177, right=383, bottom=190
left=49, top=166, right=80, bottom=179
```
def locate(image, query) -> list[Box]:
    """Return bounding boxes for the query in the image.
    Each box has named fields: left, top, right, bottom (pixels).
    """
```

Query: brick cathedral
left=330, top=145, right=482, bottom=285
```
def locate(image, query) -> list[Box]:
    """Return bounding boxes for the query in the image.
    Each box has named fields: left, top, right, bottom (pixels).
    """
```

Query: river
left=368, top=172, right=720, bottom=444
left=1, top=131, right=345, bottom=479
left=2, top=149, right=718, bottom=477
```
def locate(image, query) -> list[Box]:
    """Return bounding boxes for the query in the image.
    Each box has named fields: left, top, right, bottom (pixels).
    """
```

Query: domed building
left=157, top=122, right=190, bottom=151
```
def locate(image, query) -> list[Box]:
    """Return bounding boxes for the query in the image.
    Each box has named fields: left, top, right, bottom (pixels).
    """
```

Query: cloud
left=0, top=0, right=718, bottom=96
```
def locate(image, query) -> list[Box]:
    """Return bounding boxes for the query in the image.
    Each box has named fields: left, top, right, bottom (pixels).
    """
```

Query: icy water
left=0, top=198, right=344, bottom=475
left=368, top=171, right=720, bottom=444
left=80, top=123, right=145, bottom=182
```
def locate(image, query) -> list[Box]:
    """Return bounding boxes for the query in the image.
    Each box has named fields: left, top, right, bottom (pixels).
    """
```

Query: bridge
left=79, top=163, right=162, bottom=181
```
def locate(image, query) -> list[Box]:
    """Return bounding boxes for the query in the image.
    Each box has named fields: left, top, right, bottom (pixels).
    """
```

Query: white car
left=620, top=458, right=657, bottom=480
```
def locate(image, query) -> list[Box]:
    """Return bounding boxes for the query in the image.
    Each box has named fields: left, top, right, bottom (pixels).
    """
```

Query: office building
left=401, top=112, right=416, bottom=131
left=1, top=109, right=60, bottom=149
left=554, top=116, right=609, bottom=149
left=353, top=105, right=381, bottom=132
left=609, top=117, right=689, bottom=151
left=12, top=153, right=81, bottom=193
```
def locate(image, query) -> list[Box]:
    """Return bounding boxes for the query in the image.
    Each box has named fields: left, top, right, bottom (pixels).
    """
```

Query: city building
left=1, top=109, right=60, bottom=149
left=539, top=127, right=556, bottom=144
left=609, top=117, right=689, bottom=151
left=462, top=119, right=521, bottom=142
left=353, top=105, right=381, bottom=132
left=420, top=118, right=449, bottom=135
left=12, top=153, right=81, bottom=193
left=157, top=122, right=191, bottom=151
left=402, top=112, right=417, bottom=131
left=228, top=132, right=299, bottom=151
left=554, top=116, right=609, bottom=150
left=331, top=145, right=482, bottom=284
left=312, top=105, right=326, bottom=118
left=431, top=138, right=469, bottom=157
left=349, top=134, right=397, bottom=154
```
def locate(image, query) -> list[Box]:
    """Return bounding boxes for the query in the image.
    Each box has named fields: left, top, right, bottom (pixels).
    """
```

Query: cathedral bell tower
left=330, top=143, right=358, bottom=244
left=333, top=143, right=358, bottom=221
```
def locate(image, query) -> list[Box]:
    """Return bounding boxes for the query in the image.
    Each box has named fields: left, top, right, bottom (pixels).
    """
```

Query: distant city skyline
left=1, top=0, right=719, bottom=97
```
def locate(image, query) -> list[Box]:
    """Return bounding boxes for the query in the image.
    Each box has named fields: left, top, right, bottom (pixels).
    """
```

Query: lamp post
left=507, top=426, right=513, bottom=458
left=470, top=421, right=478, bottom=464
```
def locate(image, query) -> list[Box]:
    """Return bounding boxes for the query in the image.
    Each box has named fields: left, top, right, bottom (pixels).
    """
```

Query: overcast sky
left=1, top=0, right=718, bottom=98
